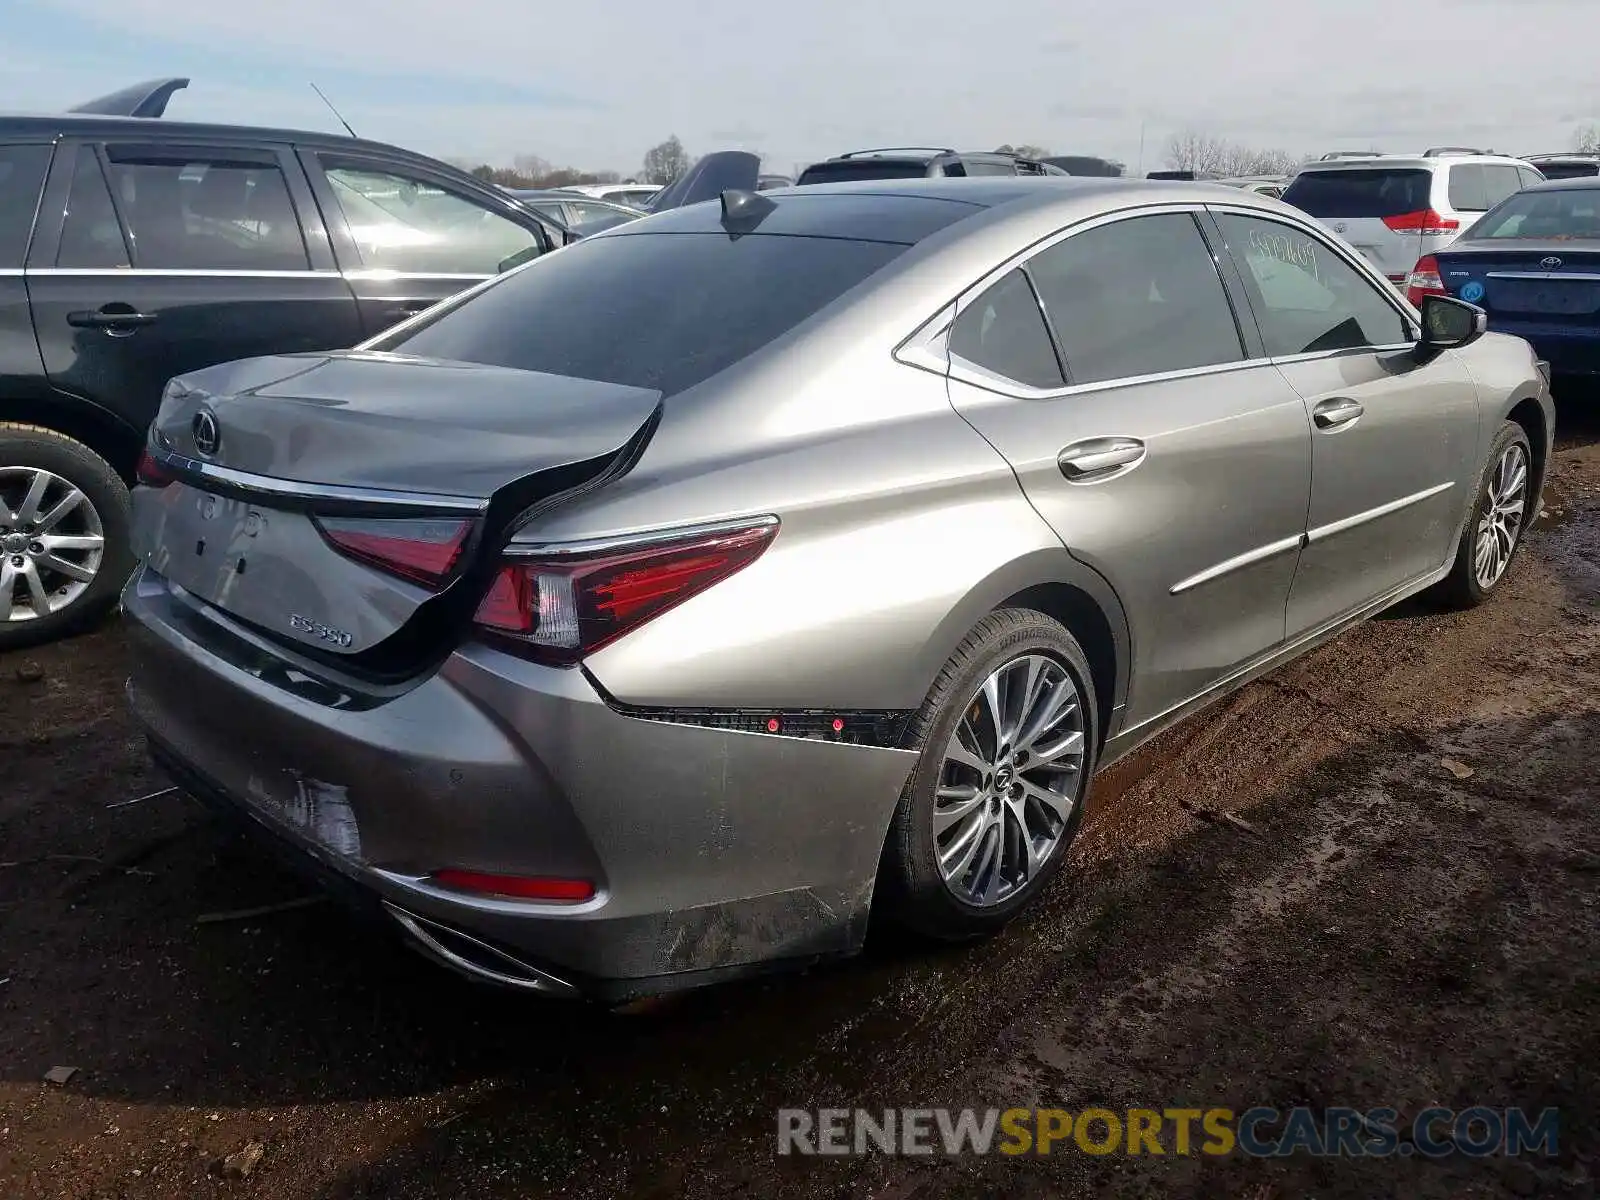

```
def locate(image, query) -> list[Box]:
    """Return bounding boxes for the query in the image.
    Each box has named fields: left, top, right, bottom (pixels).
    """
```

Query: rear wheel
left=878, top=609, right=1099, bottom=940
left=1430, top=420, right=1532, bottom=609
left=0, top=424, right=132, bottom=650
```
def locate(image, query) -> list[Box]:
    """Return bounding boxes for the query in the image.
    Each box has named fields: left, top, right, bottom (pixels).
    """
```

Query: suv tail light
left=1405, top=255, right=1447, bottom=306
left=475, top=519, right=777, bottom=665
left=135, top=450, right=176, bottom=488
left=1383, top=209, right=1460, bottom=235
left=314, top=516, right=472, bottom=589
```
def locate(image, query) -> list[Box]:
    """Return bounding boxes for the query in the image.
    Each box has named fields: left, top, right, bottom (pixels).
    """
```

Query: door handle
left=1312, top=397, right=1364, bottom=429
left=382, top=301, right=433, bottom=321
left=1058, top=436, right=1147, bottom=481
left=67, top=308, right=158, bottom=331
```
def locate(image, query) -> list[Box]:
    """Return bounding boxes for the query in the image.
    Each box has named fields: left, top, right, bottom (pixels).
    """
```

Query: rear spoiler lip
left=68, top=77, right=190, bottom=119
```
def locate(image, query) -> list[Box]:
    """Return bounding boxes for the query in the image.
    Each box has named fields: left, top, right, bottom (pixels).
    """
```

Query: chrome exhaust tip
left=384, top=903, right=581, bottom=998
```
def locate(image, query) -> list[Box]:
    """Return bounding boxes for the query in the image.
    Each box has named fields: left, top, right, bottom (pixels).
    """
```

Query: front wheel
left=1430, top=420, right=1533, bottom=610
left=0, top=424, right=132, bottom=651
left=878, top=609, right=1099, bottom=941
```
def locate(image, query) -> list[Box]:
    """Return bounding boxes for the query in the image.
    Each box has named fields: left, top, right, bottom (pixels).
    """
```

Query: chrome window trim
left=1306, top=481, right=1455, bottom=544
left=148, top=446, right=488, bottom=513
left=26, top=267, right=337, bottom=278
left=946, top=348, right=1276, bottom=402
left=1487, top=270, right=1600, bottom=281
left=1169, top=534, right=1306, bottom=595
left=505, top=514, right=780, bottom=558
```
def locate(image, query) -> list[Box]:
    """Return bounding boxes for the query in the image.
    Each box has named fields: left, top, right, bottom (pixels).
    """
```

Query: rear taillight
left=1405, top=255, right=1447, bottom=306
left=135, top=450, right=176, bottom=489
left=314, top=516, right=472, bottom=589
left=1383, top=209, right=1460, bottom=235
left=475, top=519, right=777, bottom=665
left=429, top=869, right=595, bottom=903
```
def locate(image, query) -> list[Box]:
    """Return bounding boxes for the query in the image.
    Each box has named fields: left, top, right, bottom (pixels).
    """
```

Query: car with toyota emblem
left=125, top=175, right=1553, bottom=1001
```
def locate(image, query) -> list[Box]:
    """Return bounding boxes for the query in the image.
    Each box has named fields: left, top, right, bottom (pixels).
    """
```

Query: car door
left=1207, top=208, right=1481, bottom=637
left=301, top=150, right=557, bottom=336
left=24, top=139, right=362, bottom=442
left=943, top=208, right=1314, bottom=731
left=0, top=143, right=53, bottom=415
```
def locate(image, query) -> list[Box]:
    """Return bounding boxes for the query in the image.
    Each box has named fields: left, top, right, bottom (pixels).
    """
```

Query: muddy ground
left=1, top=405, right=1597, bottom=1200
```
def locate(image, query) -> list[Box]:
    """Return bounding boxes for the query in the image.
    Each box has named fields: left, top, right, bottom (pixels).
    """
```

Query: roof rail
left=836, top=146, right=956, bottom=160
left=1423, top=146, right=1490, bottom=157
left=68, top=77, right=190, bottom=119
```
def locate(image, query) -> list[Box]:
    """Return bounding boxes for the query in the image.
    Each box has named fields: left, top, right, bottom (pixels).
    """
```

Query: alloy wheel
left=0, top=467, right=106, bottom=623
left=1473, top=443, right=1527, bottom=591
left=934, top=653, right=1086, bottom=907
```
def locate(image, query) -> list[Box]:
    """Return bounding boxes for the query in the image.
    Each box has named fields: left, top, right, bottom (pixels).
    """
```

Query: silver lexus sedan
left=124, top=175, right=1554, bottom=1001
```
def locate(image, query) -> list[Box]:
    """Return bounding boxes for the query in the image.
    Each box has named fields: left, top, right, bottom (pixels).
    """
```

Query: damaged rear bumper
left=123, top=567, right=916, bottom=1000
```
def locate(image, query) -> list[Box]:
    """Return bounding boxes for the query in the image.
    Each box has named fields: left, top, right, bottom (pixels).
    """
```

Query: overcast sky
left=6, top=0, right=1598, bottom=177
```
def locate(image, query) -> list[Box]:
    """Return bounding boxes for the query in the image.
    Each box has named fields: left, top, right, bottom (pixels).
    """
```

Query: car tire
left=1430, top=420, right=1533, bottom=610
left=0, top=423, right=133, bottom=651
left=877, top=608, right=1099, bottom=941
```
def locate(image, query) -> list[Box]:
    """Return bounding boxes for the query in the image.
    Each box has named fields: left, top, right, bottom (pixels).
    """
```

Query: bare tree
left=642, top=135, right=692, bottom=186
left=513, top=153, right=552, bottom=180
left=1573, top=124, right=1600, bottom=153
left=1165, top=131, right=1301, bottom=177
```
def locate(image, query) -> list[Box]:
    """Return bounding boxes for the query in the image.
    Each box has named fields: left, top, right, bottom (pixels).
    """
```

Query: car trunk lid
left=1435, top=241, right=1600, bottom=319
left=134, top=351, right=661, bottom=666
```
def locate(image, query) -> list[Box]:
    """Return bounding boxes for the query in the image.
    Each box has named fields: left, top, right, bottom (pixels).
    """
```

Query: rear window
left=796, top=160, right=930, bottom=185
left=381, top=232, right=906, bottom=396
left=1282, top=168, right=1432, bottom=218
left=1533, top=161, right=1600, bottom=181
left=0, top=144, right=51, bottom=268
left=1469, top=187, right=1600, bottom=240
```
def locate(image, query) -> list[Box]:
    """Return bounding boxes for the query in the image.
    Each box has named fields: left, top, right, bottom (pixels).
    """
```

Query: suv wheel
left=878, top=609, right=1099, bottom=940
left=0, top=424, right=132, bottom=649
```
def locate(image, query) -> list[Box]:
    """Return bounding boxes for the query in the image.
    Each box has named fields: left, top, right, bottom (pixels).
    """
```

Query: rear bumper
left=123, top=567, right=916, bottom=999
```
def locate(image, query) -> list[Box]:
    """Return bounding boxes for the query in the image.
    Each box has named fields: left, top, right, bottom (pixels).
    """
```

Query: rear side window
left=795, top=160, right=930, bottom=185
left=101, top=153, right=309, bottom=270
left=949, top=269, right=1064, bottom=388
left=0, top=145, right=50, bottom=268
left=1283, top=168, right=1433, bottom=218
left=960, top=159, right=1016, bottom=176
left=1481, top=164, right=1524, bottom=208
left=383, top=232, right=906, bottom=396
left=1447, top=164, right=1489, bottom=212
left=57, top=149, right=130, bottom=269
left=1027, top=213, right=1244, bottom=385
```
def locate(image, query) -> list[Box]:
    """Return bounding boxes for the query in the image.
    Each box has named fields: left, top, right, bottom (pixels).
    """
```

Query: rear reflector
left=135, top=450, right=176, bottom=489
left=1405, top=255, right=1447, bottom=307
left=475, top=519, right=777, bottom=665
left=1383, top=209, right=1460, bottom=235
left=314, top=516, right=472, bottom=589
left=429, top=869, right=595, bottom=903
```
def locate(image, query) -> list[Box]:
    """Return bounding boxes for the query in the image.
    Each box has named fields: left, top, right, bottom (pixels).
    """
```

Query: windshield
left=1470, top=187, right=1600, bottom=240
left=1282, top=168, right=1432, bottom=218
left=376, top=232, right=907, bottom=396
left=796, top=160, right=930, bottom=185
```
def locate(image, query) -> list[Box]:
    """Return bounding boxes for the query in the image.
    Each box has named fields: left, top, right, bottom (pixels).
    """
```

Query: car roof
left=1518, top=175, right=1600, bottom=193
left=1293, top=153, right=1531, bottom=172
left=0, top=111, right=425, bottom=159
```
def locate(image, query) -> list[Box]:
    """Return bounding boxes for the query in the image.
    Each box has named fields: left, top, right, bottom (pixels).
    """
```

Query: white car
left=562, top=182, right=661, bottom=208
left=1280, top=150, right=1545, bottom=284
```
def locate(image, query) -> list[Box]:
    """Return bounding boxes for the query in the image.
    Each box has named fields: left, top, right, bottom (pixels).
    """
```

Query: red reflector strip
left=430, top=869, right=595, bottom=903
left=1382, top=209, right=1460, bottom=233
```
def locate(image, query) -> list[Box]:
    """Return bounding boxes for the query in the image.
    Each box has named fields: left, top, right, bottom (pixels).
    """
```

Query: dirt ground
left=1, top=404, right=1597, bottom=1200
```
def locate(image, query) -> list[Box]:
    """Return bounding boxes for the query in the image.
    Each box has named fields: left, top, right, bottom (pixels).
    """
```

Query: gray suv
left=796, top=147, right=1065, bottom=185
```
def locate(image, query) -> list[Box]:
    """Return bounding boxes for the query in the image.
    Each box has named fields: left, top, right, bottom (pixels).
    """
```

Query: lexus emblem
left=1333, top=222, right=1348, bottom=234
left=1541, top=256, right=1563, bottom=270
left=192, top=409, right=221, bottom=457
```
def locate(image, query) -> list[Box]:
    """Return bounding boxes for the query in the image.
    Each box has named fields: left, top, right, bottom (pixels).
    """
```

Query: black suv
left=0, top=80, right=568, bottom=648
left=794, top=147, right=1067, bottom=186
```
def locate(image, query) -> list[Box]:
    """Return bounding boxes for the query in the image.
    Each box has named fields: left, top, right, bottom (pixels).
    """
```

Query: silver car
left=124, top=177, right=1554, bottom=1001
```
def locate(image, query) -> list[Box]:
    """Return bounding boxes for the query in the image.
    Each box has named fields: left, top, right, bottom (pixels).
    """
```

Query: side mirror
left=1418, top=294, right=1487, bottom=351
left=496, top=245, right=544, bottom=274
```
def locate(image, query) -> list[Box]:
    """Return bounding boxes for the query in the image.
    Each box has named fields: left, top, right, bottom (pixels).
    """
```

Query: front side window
left=57, top=149, right=129, bottom=269
left=0, top=144, right=51, bottom=268
left=948, top=269, right=1064, bottom=388
left=1027, top=212, right=1244, bottom=385
left=1481, top=164, right=1525, bottom=208
left=379, top=231, right=905, bottom=396
left=320, top=161, right=542, bottom=275
left=102, top=152, right=309, bottom=270
left=1216, top=213, right=1409, bottom=355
